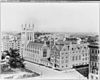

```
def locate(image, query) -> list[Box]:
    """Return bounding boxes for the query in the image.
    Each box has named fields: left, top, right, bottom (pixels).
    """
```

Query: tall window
left=98, top=50, right=99, bottom=54
left=79, top=55, right=81, bottom=60
left=72, top=56, right=74, bottom=61
left=43, top=49, right=47, bottom=57
left=96, top=77, right=98, bottom=80
left=76, top=56, right=78, bottom=60
left=91, top=75, right=93, bottom=79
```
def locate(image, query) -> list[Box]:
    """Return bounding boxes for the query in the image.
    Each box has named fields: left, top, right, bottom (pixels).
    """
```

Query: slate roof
left=27, top=41, right=44, bottom=48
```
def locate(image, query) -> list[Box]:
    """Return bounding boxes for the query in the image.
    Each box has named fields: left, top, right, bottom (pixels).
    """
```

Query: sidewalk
left=25, top=61, right=87, bottom=79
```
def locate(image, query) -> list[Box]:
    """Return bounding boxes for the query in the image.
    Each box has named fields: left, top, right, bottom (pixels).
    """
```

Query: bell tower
left=21, top=24, right=34, bottom=45
left=20, top=24, right=34, bottom=57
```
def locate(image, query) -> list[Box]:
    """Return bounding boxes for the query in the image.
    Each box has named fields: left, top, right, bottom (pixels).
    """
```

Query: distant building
left=88, top=41, right=100, bottom=80
left=65, top=37, right=82, bottom=44
left=1, top=33, right=21, bottom=52
left=50, top=41, right=89, bottom=70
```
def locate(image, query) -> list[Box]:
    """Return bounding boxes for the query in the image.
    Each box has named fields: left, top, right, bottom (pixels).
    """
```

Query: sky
left=1, top=3, right=99, bottom=33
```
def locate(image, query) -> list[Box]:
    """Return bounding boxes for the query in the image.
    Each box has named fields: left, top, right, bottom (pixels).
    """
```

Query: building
left=20, top=24, right=34, bottom=57
left=23, top=41, right=50, bottom=66
left=21, top=24, right=51, bottom=67
left=1, top=32, right=21, bottom=52
left=88, top=41, right=100, bottom=80
left=21, top=24, right=89, bottom=71
left=50, top=40, right=89, bottom=70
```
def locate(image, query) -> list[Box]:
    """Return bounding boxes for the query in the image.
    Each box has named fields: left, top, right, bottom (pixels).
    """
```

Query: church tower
left=21, top=24, right=34, bottom=45
left=20, top=24, right=34, bottom=57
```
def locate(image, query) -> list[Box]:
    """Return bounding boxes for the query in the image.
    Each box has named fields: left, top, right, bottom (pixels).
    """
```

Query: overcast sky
left=1, top=3, right=99, bottom=33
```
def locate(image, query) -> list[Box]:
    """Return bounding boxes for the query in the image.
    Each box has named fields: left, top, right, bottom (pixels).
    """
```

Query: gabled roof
left=52, top=44, right=64, bottom=51
left=56, top=45, right=64, bottom=51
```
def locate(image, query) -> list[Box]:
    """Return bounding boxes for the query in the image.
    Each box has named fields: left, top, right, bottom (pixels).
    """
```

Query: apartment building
left=2, top=33, right=21, bottom=52
left=88, top=41, right=100, bottom=80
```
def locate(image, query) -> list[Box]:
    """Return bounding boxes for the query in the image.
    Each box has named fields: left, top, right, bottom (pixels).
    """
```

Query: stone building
left=23, top=41, right=50, bottom=66
left=50, top=40, right=89, bottom=70
left=21, top=24, right=51, bottom=66
left=20, top=24, right=34, bottom=57
left=88, top=41, right=100, bottom=80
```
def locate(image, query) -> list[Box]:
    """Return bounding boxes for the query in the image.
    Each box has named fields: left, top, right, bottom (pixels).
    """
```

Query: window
left=84, top=47, right=86, bottom=49
left=63, top=49, right=66, bottom=51
left=77, top=47, right=80, bottom=50
left=72, top=56, right=74, bottom=61
left=92, top=50, right=94, bottom=53
left=73, top=51, right=75, bottom=53
left=91, top=75, right=93, bottom=79
left=62, top=57, right=64, bottom=59
left=85, top=57, right=87, bottom=60
left=96, top=77, right=98, bottom=80
left=43, top=49, right=47, bottom=57
left=95, top=50, right=97, bottom=54
left=62, top=53, right=64, bottom=55
left=98, top=50, right=99, bottom=54
left=68, top=46, right=69, bottom=50
left=85, top=53, right=87, bottom=56
left=79, top=55, right=81, bottom=60
left=76, top=56, right=78, bottom=60
left=62, top=66, right=64, bottom=68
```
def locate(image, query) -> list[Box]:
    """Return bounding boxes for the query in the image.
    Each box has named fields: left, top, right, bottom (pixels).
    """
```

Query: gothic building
left=21, top=24, right=50, bottom=66
left=20, top=24, right=34, bottom=57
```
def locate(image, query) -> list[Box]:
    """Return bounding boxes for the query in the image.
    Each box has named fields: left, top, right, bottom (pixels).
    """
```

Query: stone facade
left=88, top=42, right=100, bottom=80
left=50, top=41, right=89, bottom=70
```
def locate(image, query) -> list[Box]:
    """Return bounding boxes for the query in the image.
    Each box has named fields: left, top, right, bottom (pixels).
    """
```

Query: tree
left=1, top=48, right=25, bottom=68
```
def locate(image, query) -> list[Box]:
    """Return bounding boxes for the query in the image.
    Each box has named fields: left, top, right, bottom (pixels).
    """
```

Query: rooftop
left=27, top=41, right=44, bottom=48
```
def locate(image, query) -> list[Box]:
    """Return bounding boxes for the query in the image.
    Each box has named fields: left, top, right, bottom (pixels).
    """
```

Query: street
left=25, top=61, right=87, bottom=79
